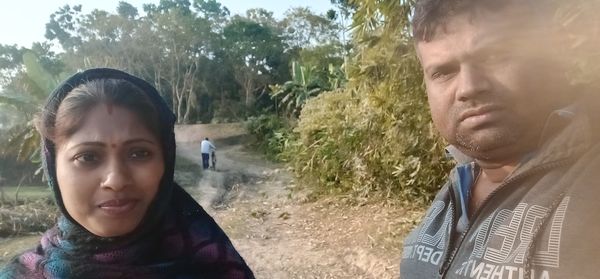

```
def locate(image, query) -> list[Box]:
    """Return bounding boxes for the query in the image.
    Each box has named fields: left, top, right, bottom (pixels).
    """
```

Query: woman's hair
left=38, top=78, right=160, bottom=144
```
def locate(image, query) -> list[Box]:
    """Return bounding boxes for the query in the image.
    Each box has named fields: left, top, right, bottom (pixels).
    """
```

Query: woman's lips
left=97, top=199, right=138, bottom=216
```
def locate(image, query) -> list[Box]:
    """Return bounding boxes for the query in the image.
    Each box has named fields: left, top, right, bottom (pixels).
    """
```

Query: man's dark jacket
left=401, top=102, right=600, bottom=279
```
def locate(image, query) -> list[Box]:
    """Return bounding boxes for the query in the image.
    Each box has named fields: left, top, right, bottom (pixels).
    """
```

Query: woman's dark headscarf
left=0, top=68, right=254, bottom=279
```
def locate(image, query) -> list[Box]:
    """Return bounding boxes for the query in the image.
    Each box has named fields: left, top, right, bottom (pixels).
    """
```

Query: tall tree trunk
left=176, top=88, right=184, bottom=123
left=183, top=63, right=198, bottom=124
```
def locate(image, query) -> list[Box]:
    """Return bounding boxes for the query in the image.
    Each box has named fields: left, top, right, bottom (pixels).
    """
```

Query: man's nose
left=100, top=159, right=132, bottom=191
left=456, top=64, right=491, bottom=101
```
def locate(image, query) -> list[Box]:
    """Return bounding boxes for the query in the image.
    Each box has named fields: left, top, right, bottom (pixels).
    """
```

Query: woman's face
left=55, top=104, right=164, bottom=237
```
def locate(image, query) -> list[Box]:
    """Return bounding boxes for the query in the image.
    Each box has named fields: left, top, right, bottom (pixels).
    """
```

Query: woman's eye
left=130, top=149, right=152, bottom=160
left=74, top=152, right=99, bottom=164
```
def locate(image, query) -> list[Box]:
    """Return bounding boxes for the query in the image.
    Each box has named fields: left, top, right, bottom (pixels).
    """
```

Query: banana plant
left=270, top=60, right=343, bottom=117
left=0, top=51, right=62, bottom=164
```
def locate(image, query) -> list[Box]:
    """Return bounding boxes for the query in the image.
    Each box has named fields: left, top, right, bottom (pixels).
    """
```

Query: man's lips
left=459, top=105, right=503, bottom=122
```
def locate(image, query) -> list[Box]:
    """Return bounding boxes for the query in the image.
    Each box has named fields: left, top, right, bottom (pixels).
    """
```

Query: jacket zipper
left=438, top=159, right=571, bottom=278
left=438, top=184, right=457, bottom=277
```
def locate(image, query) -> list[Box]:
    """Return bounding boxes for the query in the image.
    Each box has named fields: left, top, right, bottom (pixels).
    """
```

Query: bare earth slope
left=176, top=124, right=424, bottom=278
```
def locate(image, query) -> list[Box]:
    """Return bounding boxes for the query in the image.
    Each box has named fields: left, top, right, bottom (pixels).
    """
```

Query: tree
left=117, top=1, right=139, bottom=19
left=0, top=44, right=24, bottom=87
left=327, top=0, right=357, bottom=56
left=147, top=4, right=215, bottom=123
left=281, top=7, right=341, bottom=49
left=193, top=0, right=229, bottom=24
left=44, top=1, right=222, bottom=123
left=45, top=5, right=84, bottom=52
left=223, top=16, right=289, bottom=109
left=244, top=8, right=278, bottom=30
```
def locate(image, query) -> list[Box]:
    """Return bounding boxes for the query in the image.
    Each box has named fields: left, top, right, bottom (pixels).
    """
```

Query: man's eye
left=431, top=72, right=445, bottom=80
left=430, top=65, right=457, bottom=81
left=74, top=152, right=99, bottom=164
left=431, top=71, right=451, bottom=81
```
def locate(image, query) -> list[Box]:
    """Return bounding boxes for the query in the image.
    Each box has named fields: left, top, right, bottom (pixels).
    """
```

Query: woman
left=0, top=68, right=254, bottom=278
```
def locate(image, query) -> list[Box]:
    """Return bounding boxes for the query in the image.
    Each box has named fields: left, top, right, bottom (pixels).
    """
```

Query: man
left=401, top=0, right=600, bottom=278
left=200, top=137, right=216, bottom=170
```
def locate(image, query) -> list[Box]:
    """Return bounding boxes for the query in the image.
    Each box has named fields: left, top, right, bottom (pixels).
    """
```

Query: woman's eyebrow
left=68, top=141, right=105, bottom=149
left=68, top=138, right=158, bottom=149
left=123, top=138, right=159, bottom=145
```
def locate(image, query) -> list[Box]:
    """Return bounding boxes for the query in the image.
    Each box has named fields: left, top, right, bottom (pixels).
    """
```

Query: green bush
left=282, top=0, right=454, bottom=204
left=286, top=75, right=452, bottom=204
left=246, top=114, right=294, bottom=160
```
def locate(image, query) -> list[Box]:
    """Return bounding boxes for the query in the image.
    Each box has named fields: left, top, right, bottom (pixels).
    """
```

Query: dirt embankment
left=175, top=123, right=247, bottom=143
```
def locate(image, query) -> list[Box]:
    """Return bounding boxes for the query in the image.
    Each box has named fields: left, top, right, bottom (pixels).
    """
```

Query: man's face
left=417, top=8, right=571, bottom=163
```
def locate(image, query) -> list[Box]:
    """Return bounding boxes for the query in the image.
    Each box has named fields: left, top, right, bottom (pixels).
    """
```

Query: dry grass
left=0, top=186, right=50, bottom=202
left=0, top=186, right=56, bottom=237
left=0, top=197, right=58, bottom=237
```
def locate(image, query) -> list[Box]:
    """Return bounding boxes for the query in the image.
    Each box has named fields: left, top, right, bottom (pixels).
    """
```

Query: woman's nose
left=100, top=159, right=132, bottom=191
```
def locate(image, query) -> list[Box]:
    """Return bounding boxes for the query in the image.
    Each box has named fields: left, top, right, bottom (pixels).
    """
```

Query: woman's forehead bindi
left=105, top=103, right=113, bottom=114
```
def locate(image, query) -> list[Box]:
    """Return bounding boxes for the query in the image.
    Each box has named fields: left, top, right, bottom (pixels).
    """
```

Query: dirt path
left=177, top=140, right=424, bottom=278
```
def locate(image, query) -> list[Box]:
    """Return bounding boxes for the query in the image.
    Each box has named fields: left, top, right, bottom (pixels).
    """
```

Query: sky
left=0, top=0, right=335, bottom=48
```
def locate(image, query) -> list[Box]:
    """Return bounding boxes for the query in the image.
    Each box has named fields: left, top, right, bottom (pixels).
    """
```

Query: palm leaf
left=281, top=91, right=294, bottom=105
left=292, top=60, right=303, bottom=84
left=0, top=95, right=36, bottom=111
left=22, top=51, right=58, bottom=98
left=17, top=128, right=40, bottom=162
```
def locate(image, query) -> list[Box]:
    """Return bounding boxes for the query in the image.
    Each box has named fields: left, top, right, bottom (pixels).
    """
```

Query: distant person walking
left=201, top=137, right=216, bottom=169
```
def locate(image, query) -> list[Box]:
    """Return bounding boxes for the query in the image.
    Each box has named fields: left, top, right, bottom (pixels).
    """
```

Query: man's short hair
left=412, top=0, right=553, bottom=42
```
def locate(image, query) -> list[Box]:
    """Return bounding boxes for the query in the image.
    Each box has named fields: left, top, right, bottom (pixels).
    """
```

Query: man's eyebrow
left=423, top=64, right=439, bottom=75
left=424, top=60, right=455, bottom=75
left=472, top=29, right=527, bottom=53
